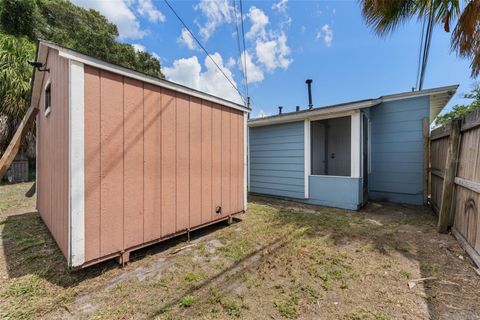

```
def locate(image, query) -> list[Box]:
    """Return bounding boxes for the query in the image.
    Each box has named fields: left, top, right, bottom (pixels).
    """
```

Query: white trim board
left=351, top=111, right=361, bottom=178
left=68, top=60, right=85, bottom=267
left=304, top=119, right=311, bottom=199
left=248, top=85, right=458, bottom=128
left=244, top=112, right=248, bottom=210
left=34, top=41, right=250, bottom=113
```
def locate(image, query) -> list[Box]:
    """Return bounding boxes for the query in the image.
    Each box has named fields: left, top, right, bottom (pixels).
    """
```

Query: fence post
left=423, top=117, right=429, bottom=205
left=438, top=120, right=461, bottom=233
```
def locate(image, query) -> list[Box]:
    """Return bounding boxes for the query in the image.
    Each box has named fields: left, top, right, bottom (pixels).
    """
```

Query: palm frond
left=452, top=0, right=480, bottom=76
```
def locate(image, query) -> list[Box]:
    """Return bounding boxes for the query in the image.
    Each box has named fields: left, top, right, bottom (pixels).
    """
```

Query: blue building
left=248, top=85, right=458, bottom=210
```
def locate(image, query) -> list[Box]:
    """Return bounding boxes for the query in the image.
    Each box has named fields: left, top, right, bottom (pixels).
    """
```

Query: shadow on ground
left=1, top=210, right=235, bottom=288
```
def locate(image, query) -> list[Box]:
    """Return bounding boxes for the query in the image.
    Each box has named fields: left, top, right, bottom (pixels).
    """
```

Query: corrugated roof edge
left=249, top=84, right=458, bottom=127
left=34, top=39, right=250, bottom=113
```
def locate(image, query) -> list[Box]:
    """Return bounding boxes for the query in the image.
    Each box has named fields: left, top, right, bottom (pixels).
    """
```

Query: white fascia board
left=380, top=85, right=458, bottom=103
left=304, top=119, right=311, bottom=199
left=69, top=60, right=85, bottom=267
left=42, top=42, right=250, bottom=113
left=249, top=100, right=377, bottom=127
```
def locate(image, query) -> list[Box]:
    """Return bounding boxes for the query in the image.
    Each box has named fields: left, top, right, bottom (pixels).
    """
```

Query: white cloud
left=132, top=43, right=146, bottom=52
left=254, top=109, right=272, bottom=118
left=239, top=51, right=264, bottom=84
left=72, top=0, right=146, bottom=39
left=255, top=32, right=292, bottom=72
left=163, top=53, right=242, bottom=104
left=177, top=28, right=197, bottom=50
left=137, top=0, right=165, bottom=23
left=195, top=0, right=233, bottom=41
left=226, top=57, right=236, bottom=68
left=246, top=6, right=269, bottom=40
left=244, top=6, right=292, bottom=73
left=317, top=24, right=333, bottom=47
left=272, top=0, right=288, bottom=13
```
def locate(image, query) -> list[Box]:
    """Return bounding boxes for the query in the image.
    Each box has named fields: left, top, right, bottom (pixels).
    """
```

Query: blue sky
left=73, top=0, right=474, bottom=118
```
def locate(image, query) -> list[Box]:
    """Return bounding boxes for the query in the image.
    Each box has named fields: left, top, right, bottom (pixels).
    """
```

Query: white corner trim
left=351, top=111, right=361, bottom=178
left=244, top=112, right=248, bottom=210
left=304, top=119, right=311, bottom=199
left=69, top=60, right=85, bottom=267
left=368, top=119, right=372, bottom=174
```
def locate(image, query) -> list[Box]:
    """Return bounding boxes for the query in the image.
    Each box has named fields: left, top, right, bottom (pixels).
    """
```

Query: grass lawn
left=1, top=182, right=479, bottom=319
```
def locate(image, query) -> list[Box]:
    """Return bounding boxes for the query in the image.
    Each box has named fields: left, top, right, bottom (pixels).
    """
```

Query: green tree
left=0, top=32, right=35, bottom=153
left=360, top=0, right=480, bottom=77
left=0, top=0, right=163, bottom=79
left=435, top=85, right=480, bottom=126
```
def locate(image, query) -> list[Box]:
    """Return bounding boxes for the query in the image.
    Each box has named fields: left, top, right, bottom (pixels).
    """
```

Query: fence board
left=431, top=112, right=480, bottom=267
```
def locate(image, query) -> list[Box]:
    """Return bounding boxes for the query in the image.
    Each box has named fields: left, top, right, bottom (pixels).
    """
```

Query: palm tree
left=0, top=33, right=35, bottom=154
left=361, top=0, right=480, bottom=77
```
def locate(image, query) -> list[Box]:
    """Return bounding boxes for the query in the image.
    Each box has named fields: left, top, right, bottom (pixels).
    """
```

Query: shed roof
left=248, top=85, right=458, bottom=127
left=30, top=40, right=250, bottom=113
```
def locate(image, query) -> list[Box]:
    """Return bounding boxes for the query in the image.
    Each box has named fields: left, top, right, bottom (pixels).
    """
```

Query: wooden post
left=0, top=105, right=38, bottom=180
left=438, top=120, right=461, bottom=233
left=423, top=117, right=430, bottom=205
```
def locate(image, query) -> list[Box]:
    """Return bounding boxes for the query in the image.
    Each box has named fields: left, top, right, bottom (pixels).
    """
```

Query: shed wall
left=249, top=121, right=305, bottom=199
left=83, top=66, right=245, bottom=263
left=36, top=48, right=69, bottom=256
left=369, top=96, right=429, bottom=204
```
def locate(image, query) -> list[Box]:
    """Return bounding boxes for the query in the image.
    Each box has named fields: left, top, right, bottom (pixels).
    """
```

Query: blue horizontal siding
left=249, top=121, right=305, bottom=199
left=369, top=96, right=429, bottom=205
left=304, top=176, right=362, bottom=210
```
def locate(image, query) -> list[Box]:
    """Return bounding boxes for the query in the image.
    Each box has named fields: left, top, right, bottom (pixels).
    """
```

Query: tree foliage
left=0, top=0, right=163, bottom=78
left=435, top=85, right=480, bottom=126
left=360, top=0, right=480, bottom=78
left=0, top=32, right=35, bottom=153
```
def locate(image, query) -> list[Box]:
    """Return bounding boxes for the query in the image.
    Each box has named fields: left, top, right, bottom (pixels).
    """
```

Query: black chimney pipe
left=278, top=106, right=283, bottom=114
left=305, top=79, right=313, bottom=109
left=296, top=105, right=300, bottom=112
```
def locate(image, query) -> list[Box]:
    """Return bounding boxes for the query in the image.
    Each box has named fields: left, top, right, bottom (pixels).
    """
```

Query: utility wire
left=239, top=0, right=249, bottom=99
left=163, top=0, right=246, bottom=105
left=416, top=9, right=434, bottom=91
left=416, top=16, right=427, bottom=90
left=233, top=0, right=248, bottom=98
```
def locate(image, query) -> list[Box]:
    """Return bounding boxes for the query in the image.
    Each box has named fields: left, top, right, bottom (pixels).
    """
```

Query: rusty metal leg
left=187, top=229, right=191, bottom=242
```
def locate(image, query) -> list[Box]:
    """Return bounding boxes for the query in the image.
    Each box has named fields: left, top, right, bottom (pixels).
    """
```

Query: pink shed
left=31, top=41, right=249, bottom=268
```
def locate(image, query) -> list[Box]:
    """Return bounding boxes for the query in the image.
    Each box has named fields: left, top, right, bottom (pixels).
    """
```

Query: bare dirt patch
left=0, top=185, right=479, bottom=319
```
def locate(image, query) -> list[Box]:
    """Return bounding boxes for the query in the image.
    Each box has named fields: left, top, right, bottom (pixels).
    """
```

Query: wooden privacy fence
left=430, top=109, right=480, bottom=267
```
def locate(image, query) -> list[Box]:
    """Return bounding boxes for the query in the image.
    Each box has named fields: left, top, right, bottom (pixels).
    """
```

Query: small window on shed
left=45, top=82, right=51, bottom=117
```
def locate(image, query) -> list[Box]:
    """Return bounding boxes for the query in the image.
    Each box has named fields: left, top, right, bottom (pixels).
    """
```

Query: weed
left=421, top=263, right=439, bottom=275
left=184, top=272, right=202, bottom=282
left=222, top=300, right=241, bottom=318
left=273, top=294, right=299, bottom=319
left=179, top=295, right=195, bottom=307
left=398, top=270, right=411, bottom=279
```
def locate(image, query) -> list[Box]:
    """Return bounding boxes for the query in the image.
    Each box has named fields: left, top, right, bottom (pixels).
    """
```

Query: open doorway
left=311, top=116, right=351, bottom=177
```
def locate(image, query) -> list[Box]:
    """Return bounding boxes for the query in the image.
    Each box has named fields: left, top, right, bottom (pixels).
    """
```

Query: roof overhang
left=30, top=40, right=250, bottom=113
left=248, top=85, right=458, bottom=127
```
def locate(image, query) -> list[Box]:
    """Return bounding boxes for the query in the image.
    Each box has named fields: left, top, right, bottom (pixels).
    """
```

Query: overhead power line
left=233, top=0, right=248, bottom=98
left=163, top=0, right=247, bottom=105
left=416, top=10, right=434, bottom=91
left=239, top=0, right=249, bottom=98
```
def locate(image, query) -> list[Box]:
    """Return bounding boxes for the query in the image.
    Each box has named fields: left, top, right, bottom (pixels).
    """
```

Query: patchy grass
left=180, top=295, right=195, bottom=307
left=1, top=184, right=480, bottom=319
